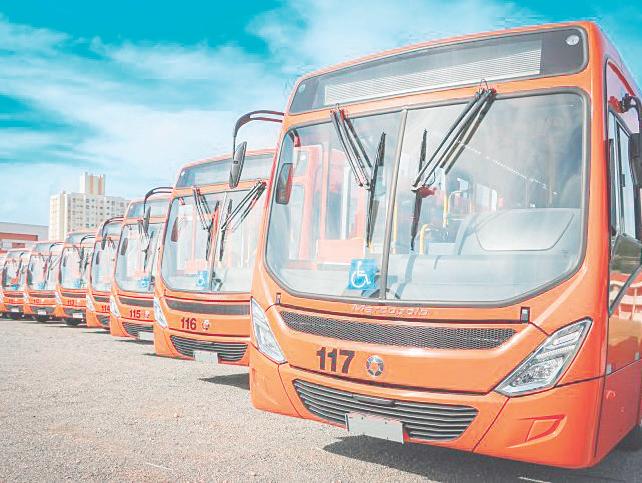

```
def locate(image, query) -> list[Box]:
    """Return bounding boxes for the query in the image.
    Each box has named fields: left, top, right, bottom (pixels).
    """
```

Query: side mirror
left=170, top=219, right=179, bottom=242
left=62, top=256, right=67, bottom=268
left=275, top=163, right=294, bottom=204
left=630, top=132, right=642, bottom=187
left=142, top=207, right=151, bottom=235
left=95, top=251, right=101, bottom=265
left=101, top=237, right=107, bottom=250
left=120, top=238, right=128, bottom=256
left=229, top=141, right=247, bottom=189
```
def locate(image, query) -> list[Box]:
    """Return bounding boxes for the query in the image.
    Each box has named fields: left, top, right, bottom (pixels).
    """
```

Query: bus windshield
left=114, top=223, right=162, bottom=293
left=2, top=251, right=25, bottom=290
left=28, top=246, right=61, bottom=291
left=91, top=238, right=118, bottom=292
left=60, top=246, right=93, bottom=289
left=161, top=189, right=263, bottom=293
left=266, top=92, right=585, bottom=304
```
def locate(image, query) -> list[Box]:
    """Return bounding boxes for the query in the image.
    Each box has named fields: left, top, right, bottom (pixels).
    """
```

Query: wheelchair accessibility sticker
left=196, top=270, right=208, bottom=289
left=348, top=258, right=378, bottom=291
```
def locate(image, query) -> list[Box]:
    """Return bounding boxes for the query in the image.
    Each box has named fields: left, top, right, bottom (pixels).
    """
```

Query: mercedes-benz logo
left=202, top=319, right=210, bottom=330
left=366, top=355, right=384, bottom=377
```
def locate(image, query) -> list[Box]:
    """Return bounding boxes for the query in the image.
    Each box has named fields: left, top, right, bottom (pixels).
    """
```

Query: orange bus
left=86, top=217, right=123, bottom=330
left=24, top=241, right=63, bottom=322
left=153, top=150, right=274, bottom=365
left=56, top=231, right=95, bottom=326
left=229, top=22, right=642, bottom=468
left=1, top=248, right=29, bottom=319
left=110, top=194, right=170, bottom=341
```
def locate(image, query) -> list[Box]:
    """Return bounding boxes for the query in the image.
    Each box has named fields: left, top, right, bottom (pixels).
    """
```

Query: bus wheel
left=35, top=316, right=49, bottom=323
left=64, top=318, right=80, bottom=327
left=620, top=420, right=642, bottom=450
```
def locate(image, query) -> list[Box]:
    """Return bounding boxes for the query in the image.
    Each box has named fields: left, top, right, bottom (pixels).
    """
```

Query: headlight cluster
left=496, top=319, right=591, bottom=396
left=153, top=297, right=168, bottom=328
left=0, top=292, right=4, bottom=303
left=251, top=299, right=286, bottom=363
left=23, top=293, right=29, bottom=303
left=54, top=291, right=62, bottom=305
left=109, top=295, right=120, bottom=318
left=86, top=295, right=95, bottom=312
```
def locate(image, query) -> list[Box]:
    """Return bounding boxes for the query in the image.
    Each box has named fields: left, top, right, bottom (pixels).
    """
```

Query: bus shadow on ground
left=323, top=436, right=630, bottom=483
left=200, top=373, right=249, bottom=391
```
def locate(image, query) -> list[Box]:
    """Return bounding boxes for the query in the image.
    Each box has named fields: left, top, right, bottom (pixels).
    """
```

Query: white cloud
left=0, top=0, right=554, bottom=226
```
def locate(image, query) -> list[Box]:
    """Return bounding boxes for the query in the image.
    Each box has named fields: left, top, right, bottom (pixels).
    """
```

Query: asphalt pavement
left=0, top=317, right=639, bottom=482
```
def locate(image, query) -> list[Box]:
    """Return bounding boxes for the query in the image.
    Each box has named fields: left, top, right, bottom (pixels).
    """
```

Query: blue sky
left=1, top=0, right=641, bottom=225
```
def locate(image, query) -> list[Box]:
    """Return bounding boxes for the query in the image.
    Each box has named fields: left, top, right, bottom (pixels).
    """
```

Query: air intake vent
left=280, top=311, right=515, bottom=350
left=170, top=336, right=247, bottom=362
left=123, top=322, right=152, bottom=338
left=294, top=380, right=477, bottom=441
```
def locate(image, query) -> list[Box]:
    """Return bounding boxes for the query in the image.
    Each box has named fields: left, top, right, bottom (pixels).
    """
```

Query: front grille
left=170, top=336, right=247, bottom=362
left=123, top=322, right=153, bottom=337
left=294, top=380, right=477, bottom=441
left=166, top=298, right=249, bottom=316
left=97, top=315, right=110, bottom=328
left=281, top=311, right=515, bottom=350
left=119, top=296, right=153, bottom=308
left=61, top=291, right=84, bottom=299
left=94, top=295, right=109, bottom=303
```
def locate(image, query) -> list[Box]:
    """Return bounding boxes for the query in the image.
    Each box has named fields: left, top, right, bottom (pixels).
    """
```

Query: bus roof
left=175, top=149, right=274, bottom=188
left=125, top=195, right=170, bottom=220
left=288, top=21, right=603, bottom=114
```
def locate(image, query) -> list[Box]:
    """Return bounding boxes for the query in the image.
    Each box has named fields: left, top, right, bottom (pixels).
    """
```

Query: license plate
left=72, top=312, right=83, bottom=319
left=137, top=332, right=154, bottom=341
left=346, top=413, right=404, bottom=443
left=193, top=350, right=218, bottom=364
left=37, top=310, right=46, bottom=316
left=10, top=307, right=19, bottom=313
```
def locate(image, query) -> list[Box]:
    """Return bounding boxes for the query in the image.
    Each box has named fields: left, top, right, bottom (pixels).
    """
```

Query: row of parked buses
left=2, top=21, right=642, bottom=469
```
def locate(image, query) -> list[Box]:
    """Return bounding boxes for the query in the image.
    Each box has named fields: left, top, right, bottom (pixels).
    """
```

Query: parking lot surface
left=0, top=317, right=640, bottom=482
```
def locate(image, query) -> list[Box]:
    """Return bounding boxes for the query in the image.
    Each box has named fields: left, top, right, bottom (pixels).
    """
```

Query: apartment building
left=49, top=173, right=128, bottom=240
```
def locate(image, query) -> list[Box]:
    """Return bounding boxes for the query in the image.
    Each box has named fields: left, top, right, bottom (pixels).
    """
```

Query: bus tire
left=35, top=316, right=49, bottom=323
left=620, top=420, right=642, bottom=451
left=64, top=318, right=80, bottom=326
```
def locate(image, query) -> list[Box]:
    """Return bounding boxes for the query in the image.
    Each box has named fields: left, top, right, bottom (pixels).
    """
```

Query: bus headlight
left=55, top=291, right=62, bottom=305
left=153, top=297, right=168, bottom=328
left=496, top=319, right=591, bottom=396
left=86, top=295, right=95, bottom=312
left=109, top=295, right=120, bottom=318
left=0, top=292, right=4, bottom=303
left=251, top=299, right=286, bottom=363
left=23, top=293, right=29, bottom=303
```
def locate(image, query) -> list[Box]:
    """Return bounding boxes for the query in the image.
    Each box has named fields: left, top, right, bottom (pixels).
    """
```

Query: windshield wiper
left=412, top=87, right=495, bottom=191
left=191, top=186, right=212, bottom=231
left=365, top=133, right=386, bottom=247
left=191, top=186, right=221, bottom=261
left=218, top=181, right=267, bottom=262
left=410, top=129, right=428, bottom=251
left=330, top=108, right=372, bottom=188
left=409, top=87, right=495, bottom=250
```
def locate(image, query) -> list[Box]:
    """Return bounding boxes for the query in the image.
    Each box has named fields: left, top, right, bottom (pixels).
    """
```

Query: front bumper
left=250, top=346, right=602, bottom=468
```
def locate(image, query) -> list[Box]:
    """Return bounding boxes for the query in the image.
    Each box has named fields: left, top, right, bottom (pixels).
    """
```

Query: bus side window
left=617, top=125, right=638, bottom=239
left=609, top=113, right=623, bottom=239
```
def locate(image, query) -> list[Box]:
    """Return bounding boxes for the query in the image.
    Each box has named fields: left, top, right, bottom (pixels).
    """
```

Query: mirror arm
left=143, top=187, right=172, bottom=213
left=232, top=110, right=284, bottom=157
